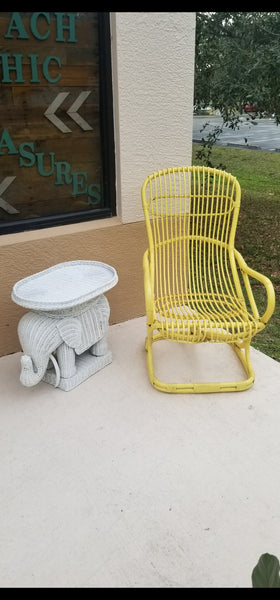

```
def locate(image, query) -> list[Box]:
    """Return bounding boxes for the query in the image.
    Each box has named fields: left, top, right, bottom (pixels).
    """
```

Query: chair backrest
left=142, top=166, right=242, bottom=300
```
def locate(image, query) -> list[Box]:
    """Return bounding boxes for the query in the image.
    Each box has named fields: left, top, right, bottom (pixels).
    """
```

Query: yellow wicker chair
left=141, top=166, right=275, bottom=393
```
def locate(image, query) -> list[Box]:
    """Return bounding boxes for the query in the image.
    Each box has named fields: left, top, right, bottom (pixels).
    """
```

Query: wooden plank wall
left=0, top=12, right=102, bottom=224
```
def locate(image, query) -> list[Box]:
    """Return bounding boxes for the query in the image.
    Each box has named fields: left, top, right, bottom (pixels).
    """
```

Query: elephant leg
left=90, top=336, right=109, bottom=356
left=56, top=343, right=76, bottom=378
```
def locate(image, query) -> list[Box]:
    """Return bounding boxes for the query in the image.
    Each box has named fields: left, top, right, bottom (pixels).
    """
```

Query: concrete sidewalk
left=1, top=316, right=280, bottom=588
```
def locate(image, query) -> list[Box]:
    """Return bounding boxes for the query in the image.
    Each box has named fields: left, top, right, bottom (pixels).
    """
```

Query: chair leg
left=145, top=324, right=155, bottom=384
left=144, top=333, right=255, bottom=394
left=232, top=340, right=255, bottom=388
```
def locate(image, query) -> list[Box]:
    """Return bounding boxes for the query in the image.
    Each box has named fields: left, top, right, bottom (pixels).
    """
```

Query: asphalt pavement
left=193, top=115, right=280, bottom=152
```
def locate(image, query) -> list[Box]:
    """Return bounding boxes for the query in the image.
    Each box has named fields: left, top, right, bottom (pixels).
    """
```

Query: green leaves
left=195, top=12, right=280, bottom=118
left=252, top=553, right=280, bottom=588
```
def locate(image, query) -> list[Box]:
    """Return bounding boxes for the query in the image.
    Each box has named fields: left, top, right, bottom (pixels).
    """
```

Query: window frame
left=0, top=11, right=116, bottom=235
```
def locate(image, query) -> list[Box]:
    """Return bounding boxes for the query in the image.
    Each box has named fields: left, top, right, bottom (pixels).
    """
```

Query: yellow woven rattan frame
left=141, top=166, right=275, bottom=393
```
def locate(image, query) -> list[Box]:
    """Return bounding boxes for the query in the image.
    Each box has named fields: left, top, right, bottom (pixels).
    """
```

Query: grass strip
left=193, top=143, right=280, bottom=362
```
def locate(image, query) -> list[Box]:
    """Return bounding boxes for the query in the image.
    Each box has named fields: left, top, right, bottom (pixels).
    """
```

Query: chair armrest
left=234, top=249, right=275, bottom=324
left=143, top=249, right=154, bottom=323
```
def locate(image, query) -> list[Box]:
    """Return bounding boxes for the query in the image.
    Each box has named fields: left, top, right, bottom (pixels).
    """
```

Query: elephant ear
left=57, top=318, right=82, bottom=348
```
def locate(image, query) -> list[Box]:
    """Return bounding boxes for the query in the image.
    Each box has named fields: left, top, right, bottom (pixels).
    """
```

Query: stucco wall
left=111, top=12, right=196, bottom=223
left=0, top=218, right=149, bottom=356
left=0, top=11, right=196, bottom=357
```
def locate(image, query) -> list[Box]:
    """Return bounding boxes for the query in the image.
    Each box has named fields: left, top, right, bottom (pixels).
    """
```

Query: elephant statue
left=17, top=294, right=110, bottom=388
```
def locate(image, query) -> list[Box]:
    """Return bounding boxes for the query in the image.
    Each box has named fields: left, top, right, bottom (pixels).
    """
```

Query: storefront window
left=0, top=12, right=115, bottom=234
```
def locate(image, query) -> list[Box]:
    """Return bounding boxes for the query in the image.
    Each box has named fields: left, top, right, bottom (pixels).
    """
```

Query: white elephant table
left=11, top=260, right=118, bottom=391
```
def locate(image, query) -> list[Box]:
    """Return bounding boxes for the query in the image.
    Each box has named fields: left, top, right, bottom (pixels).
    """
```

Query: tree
left=194, top=12, right=280, bottom=165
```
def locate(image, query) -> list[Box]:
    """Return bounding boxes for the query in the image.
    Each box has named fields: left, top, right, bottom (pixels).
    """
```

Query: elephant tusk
left=49, top=354, right=60, bottom=388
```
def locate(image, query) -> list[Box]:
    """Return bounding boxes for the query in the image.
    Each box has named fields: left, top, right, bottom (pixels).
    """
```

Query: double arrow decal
left=0, top=177, right=19, bottom=214
left=44, top=91, right=93, bottom=133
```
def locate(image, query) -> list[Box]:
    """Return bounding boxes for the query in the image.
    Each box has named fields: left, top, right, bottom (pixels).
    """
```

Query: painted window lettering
left=0, top=53, right=61, bottom=84
left=4, top=12, right=77, bottom=42
left=0, top=129, right=101, bottom=206
left=1, top=12, right=77, bottom=83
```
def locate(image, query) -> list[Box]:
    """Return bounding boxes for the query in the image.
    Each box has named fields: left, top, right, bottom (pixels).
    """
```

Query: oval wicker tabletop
left=12, top=260, right=118, bottom=310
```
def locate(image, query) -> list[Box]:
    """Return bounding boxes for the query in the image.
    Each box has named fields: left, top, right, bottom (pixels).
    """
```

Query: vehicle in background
left=244, top=102, right=258, bottom=113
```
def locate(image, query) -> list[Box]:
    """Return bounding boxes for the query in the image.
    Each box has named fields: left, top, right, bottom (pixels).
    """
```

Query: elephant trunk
left=20, top=354, right=60, bottom=388
left=20, top=354, right=47, bottom=387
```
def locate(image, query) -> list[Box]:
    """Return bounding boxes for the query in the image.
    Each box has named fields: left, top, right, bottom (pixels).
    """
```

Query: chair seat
left=154, top=292, right=263, bottom=343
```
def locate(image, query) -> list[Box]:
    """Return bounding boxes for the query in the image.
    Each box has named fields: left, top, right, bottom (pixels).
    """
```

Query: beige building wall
left=111, top=12, right=196, bottom=223
left=0, top=11, right=196, bottom=357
